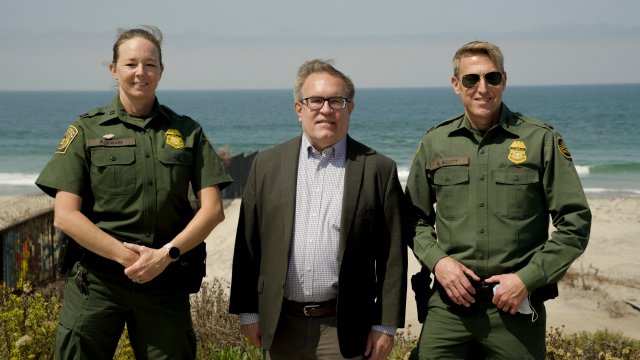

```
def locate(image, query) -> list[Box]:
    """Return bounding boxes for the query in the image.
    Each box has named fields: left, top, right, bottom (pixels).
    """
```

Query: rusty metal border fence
left=221, top=152, right=257, bottom=199
left=1, top=211, right=62, bottom=288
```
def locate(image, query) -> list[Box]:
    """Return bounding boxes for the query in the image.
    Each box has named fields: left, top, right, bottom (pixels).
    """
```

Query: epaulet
left=160, top=104, right=190, bottom=119
left=78, top=107, right=106, bottom=119
left=426, top=113, right=464, bottom=133
left=513, top=112, right=555, bottom=131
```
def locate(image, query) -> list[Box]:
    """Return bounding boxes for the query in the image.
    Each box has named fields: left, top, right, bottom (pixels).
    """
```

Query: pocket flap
left=90, top=147, right=135, bottom=166
left=494, top=168, right=539, bottom=184
left=433, top=167, right=469, bottom=185
left=158, top=149, right=193, bottom=166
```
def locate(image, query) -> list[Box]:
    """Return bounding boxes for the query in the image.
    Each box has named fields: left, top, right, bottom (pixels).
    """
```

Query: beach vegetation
left=1, top=279, right=639, bottom=360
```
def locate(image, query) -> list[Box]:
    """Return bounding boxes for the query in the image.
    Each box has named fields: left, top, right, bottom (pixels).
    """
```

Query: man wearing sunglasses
left=230, top=59, right=407, bottom=359
left=406, top=41, right=591, bottom=359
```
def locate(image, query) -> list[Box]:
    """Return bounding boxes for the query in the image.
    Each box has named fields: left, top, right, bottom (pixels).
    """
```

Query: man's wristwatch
left=163, top=243, right=181, bottom=262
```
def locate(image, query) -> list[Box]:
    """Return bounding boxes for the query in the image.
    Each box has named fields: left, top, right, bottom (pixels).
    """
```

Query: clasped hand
left=434, top=257, right=528, bottom=313
left=122, top=243, right=171, bottom=284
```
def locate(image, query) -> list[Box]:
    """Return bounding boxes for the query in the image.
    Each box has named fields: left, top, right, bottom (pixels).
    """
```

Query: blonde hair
left=452, top=41, right=504, bottom=76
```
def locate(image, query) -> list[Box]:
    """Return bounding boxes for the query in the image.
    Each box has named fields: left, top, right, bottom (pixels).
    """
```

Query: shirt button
left=480, top=149, right=486, bottom=154
left=479, top=202, right=485, bottom=207
left=479, top=228, right=485, bottom=234
left=514, top=175, right=520, bottom=181
left=478, top=254, right=485, bottom=260
left=479, top=175, right=485, bottom=181
left=144, top=232, right=150, bottom=237
left=147, top=180, right=153, bottom=186
left=110, top=155, right=116, bottom=161
left=146, top=153, right=151, bottom=158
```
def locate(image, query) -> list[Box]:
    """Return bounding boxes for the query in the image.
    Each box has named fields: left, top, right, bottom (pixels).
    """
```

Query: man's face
left=294, top=72, right=353, bottom=152
left=451, top=54, right=506, bottom=128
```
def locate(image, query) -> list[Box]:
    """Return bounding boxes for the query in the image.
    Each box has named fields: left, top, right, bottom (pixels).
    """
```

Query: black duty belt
left=283, top=298, right=337, bottom=317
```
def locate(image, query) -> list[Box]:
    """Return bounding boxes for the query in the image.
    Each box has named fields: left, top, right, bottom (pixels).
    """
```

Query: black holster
left=411, top=268, right=434, bottom=323
left=58, top=234, right=84, bottom=275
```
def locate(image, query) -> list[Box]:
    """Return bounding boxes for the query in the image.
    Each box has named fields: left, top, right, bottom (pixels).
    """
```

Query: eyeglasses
left=460, top=71, right=503, bottom=88
left=300, top=97, right=350, bottom=110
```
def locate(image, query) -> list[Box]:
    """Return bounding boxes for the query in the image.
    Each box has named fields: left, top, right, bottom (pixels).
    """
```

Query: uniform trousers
left=416, top=289, right=546, bottom=360
left=266, top=310, right=363, bottom=360
left=55, top=259, right=196, bottom=360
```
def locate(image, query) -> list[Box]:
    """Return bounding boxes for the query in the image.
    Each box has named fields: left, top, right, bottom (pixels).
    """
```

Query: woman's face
left=109, top=37, right=163, bottom=106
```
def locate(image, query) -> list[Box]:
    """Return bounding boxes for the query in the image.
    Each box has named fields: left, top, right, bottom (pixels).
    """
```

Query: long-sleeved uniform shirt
left=406, top=104, right=591, bottom=292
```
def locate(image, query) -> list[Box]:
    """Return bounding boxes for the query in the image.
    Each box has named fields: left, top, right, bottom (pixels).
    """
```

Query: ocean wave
left=0, top=172, right=39, bottom=186
left=583, top=187, right=640, bottom=196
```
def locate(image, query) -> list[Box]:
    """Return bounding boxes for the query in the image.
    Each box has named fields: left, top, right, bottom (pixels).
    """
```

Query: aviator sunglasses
left=460, top=71, right=503, bottom=88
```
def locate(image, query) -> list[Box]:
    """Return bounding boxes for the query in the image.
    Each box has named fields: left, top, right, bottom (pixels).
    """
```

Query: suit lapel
left=339, top=137, right=365, bottom=263
left=280, top=137, right=301, bottom=252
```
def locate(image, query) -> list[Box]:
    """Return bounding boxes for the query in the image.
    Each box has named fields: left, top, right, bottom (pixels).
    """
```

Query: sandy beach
left=204, top=196, right=640, bottom=340
left=2, top=194, right=639, bottom=340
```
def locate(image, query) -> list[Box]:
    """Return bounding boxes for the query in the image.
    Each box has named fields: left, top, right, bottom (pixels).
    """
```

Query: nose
left=319, top=100, right=334, bottom=114
left=476, top=77, right=490, bottom=92
left=134, top=64, right=144, bottom=75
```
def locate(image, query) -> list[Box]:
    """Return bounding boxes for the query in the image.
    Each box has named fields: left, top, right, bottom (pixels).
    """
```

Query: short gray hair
left=293, top=59, right=355, bottom=101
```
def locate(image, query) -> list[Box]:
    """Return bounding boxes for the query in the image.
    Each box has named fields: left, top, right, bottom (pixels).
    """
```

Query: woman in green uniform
left=36, top=26, right=232, bottom=359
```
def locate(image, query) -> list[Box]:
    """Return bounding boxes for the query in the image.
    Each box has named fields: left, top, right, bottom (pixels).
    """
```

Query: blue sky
left=1, top=0, right=639, bottom=90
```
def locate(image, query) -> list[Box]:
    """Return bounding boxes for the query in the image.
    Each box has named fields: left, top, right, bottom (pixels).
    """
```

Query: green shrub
left=2, top=280, right=639, bottom=359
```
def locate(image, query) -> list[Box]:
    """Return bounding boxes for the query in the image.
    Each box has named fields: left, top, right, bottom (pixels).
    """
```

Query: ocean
left=1, top=84, right=639, bottom=196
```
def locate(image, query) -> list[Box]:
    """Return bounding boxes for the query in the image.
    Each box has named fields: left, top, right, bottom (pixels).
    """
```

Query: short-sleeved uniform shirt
left=406, top=104, right=591, bottom=292
left=36, top=96, right=233, bottom=247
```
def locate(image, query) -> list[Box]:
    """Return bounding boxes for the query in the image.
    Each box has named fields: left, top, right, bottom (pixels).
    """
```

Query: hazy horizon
left=2, top=1, right=639, bottom=91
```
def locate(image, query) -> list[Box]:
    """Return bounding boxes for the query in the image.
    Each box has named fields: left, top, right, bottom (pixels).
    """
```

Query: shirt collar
left=300, top=134, right=347, bottom=160
left=448, top=103, right=518, bottom=137
left=97, top=95, right=161, bottom=128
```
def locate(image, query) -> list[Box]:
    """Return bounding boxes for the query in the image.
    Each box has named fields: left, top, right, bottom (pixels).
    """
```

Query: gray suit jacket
left=229, top=135, right=407, bottom=357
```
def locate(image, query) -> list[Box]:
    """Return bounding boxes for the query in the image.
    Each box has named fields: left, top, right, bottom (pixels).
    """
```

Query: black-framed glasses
left=460, top=71, right=503, bottom=88
left=300, top=97, right=350, bottom=110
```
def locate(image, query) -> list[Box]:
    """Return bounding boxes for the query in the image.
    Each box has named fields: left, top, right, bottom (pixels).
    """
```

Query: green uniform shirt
left=36, top=96, right=232, bottom=247
left=406, top=104, right=591, bottom=292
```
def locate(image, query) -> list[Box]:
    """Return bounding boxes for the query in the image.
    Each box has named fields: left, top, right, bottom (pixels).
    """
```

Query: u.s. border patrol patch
left=508, top=140, right=527, bottom=164
left=165, top=129, right=185, bottom=149
left=55, top=126, right=78, bottom=154
left=557, top=137, right=572, bottom=160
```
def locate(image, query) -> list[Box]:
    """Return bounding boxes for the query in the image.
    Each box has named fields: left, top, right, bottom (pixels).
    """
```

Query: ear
left=109, top=63, right=117, bottom=79
left=346, top=99, right=355, bottom=116
left=294, top=101, right=303, bottom=123
left=451, top=75, right=461, bottom=95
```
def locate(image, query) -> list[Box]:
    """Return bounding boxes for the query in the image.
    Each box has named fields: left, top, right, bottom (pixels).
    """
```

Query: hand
left=365, top=331, right=394, bottom=360
left=240, top=322, right=262, bottom=348
left=484, top=273, right=528, bottom=314
left=433, top=257, right=480, bottom=307
left=123, top=243, right=171, bottom=283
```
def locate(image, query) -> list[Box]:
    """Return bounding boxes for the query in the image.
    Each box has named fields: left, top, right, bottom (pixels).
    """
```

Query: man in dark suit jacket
left=229, top=59, right=407, bottom=359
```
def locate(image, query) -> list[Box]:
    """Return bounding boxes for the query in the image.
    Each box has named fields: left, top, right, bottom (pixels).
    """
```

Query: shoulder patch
left=56, top=126, right=79, bottom=154
left=557, top=137, right=572, bottom=160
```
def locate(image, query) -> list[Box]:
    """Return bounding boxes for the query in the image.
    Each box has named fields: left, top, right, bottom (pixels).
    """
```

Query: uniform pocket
left=433, top=167, right=469, bottom=218
left=89, top=147, right=136, bottom=195
left=494, top=167, right=542, bottom=219
left=158, top=148, right=193, bottom=195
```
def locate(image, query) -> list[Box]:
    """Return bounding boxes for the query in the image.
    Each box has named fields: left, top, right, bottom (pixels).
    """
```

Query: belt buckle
left=303, top=304, right=319, bottom=316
